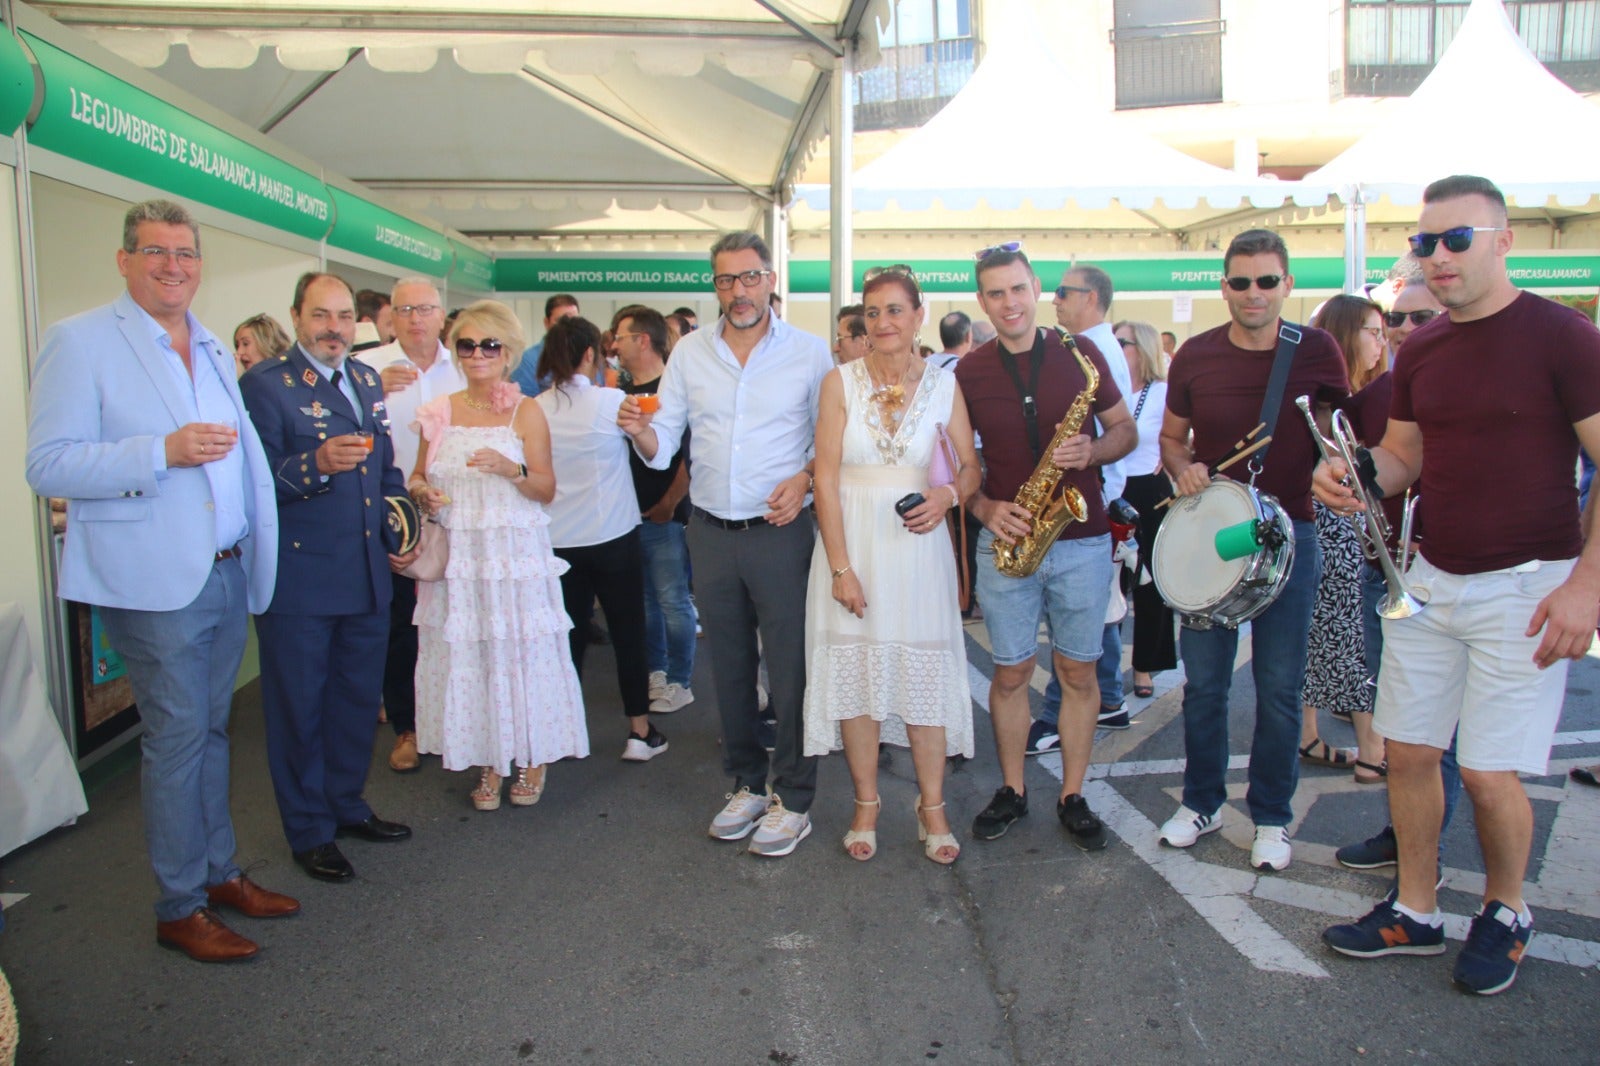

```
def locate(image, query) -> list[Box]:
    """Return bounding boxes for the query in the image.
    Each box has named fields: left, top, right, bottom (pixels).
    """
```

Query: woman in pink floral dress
left=408, top=300, right=588, bottom=811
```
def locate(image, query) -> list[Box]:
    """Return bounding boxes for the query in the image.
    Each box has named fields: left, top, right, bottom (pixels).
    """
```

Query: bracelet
left=944, top=484, right=960, bottom=509
left=511, top=462, right=528, bottom=482
left=830, top=564, right=851, bottom=579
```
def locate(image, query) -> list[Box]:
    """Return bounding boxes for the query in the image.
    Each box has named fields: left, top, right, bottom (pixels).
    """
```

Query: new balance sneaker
left=621, top=725, right=669, bottom=763
left=1096, top=704, right=1131, bottom=730
left=1322, top=899, right=1447, bottom=958
left=1158, top=805, right=1221, bottom=848
left=1335, top=825, right=1398, bottom=870
left=647, top=670, right=667, bottom=702
left=1024, top=719, right=1060, bottom=757
left=747, top=796, right=811, bottom=858
left=1251, top=825, right=1292, bottom=871
left=1056, top=793, right=1107, bottom=852
left=709, top=787, right=771, bottom=841
left=972, top=786, right=1029, bottom=840
left=650, top=683, right=694, bottom=714
left=1453, top=901, right=1534, bottom=996
left=755, top=714, right=777, bottom=753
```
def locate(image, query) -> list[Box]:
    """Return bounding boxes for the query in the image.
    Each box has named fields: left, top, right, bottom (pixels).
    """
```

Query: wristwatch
left=513, top=462, right=528, bottom=482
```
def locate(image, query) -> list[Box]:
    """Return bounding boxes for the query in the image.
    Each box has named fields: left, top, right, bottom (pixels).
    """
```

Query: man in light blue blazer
left=25, top=200, right=300, bottom=964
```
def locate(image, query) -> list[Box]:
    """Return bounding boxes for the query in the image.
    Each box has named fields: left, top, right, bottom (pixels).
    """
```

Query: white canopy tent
left=1307, top=0, right=1600, bottom=288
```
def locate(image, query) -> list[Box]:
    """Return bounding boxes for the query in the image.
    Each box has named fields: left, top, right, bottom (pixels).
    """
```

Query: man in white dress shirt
left=618, top=231, right=832, bottom=858
left=357, top=278, right=453, bottom=772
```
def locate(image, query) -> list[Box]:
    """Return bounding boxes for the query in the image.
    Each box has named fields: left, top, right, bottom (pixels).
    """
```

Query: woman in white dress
left=803, top=266, right=980, bottom=864
left=409, top=300, right=588, bottom=811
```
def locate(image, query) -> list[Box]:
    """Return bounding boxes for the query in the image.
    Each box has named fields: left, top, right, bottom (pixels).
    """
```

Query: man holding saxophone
left=1317, top=175, right=1600, bottom=996
left=1156, top=229, right=1349, bottom=872
left=956, top=244, right=1135, bottom=849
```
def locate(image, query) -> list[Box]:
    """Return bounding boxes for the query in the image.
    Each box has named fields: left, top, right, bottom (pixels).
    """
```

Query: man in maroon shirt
left=955, top=246, right=1135, bottom=849
left=1318, top=175, right=1600, bottom=996
left=1157, top=229, right=1349, bottom=873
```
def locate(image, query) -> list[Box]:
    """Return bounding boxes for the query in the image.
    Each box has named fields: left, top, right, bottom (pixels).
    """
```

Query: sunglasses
left=1382, top=309, right=1439, bottom=329
left=974, top=241, right=1023, bottom=261
left=1056, top=284, right=1092, bottom=299
left=863, top=263, right=916, bottom=281
left=1407, top=226, right=1503, bottom=257
left=454, top=338, right=506, bottom=359
left=1224, top=274, right=1284, bottom=292
left=1116, top=337, right=1138, bottom=348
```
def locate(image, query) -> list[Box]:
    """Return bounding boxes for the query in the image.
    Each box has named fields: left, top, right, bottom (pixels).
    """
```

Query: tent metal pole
left=1344, top=184, right=1366, bottom=292
left=829, top=41, right=854, bottom=327
left=769, top=200, right=789, bottom=309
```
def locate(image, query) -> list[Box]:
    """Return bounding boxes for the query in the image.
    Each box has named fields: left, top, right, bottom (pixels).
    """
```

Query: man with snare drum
left=1156, top=229, right=1348, bottom=872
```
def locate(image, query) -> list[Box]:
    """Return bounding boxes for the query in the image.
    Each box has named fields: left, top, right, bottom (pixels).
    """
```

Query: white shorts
left=1373, top=553, right=1577, bottom=775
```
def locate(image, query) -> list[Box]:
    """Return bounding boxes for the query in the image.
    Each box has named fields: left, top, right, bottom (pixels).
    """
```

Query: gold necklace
left=462, top=393, right=492, bottom=411
left=867, top=355, right=912, bottom=420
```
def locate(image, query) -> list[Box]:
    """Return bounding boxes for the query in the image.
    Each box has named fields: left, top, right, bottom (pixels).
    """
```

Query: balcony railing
left=854, top=36, right=977, bottom=132
left=1111, top=18, right=1226, bottom=109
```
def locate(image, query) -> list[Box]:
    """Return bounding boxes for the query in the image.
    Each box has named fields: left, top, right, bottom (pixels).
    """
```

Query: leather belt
left=215, top=545, right=242, bottom=562
left=694, top=507, right=767, bottom=532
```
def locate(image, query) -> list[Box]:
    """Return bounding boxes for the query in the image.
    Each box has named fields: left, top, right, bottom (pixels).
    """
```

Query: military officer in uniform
left=240, top=271, right=416, bottom=882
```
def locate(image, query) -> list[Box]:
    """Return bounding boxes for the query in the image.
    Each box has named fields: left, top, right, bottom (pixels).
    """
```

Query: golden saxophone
left=993, top=331, right=1099, bottom=578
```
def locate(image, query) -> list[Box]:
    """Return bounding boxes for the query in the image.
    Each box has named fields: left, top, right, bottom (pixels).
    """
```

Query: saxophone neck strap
left=997, top=326, right=1054, bottom=461
left=1251, top=322, right=1303, bottom=475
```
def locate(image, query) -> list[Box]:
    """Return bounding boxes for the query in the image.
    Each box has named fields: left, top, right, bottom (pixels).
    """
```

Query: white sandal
left=472, top=768, right=503, bottom=811
left=509, top=765, right=546, bottom=807
left=915, top=797, right=961, bottom=865
left=842, top=797, right=881, bottom=861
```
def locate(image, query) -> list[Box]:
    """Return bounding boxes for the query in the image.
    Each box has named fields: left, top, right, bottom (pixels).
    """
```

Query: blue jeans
left=1179, top=519, right=1320, bottom=827
left=98, top=558, right=248, bottom=921
left=1038, top=622, right=1123, bottom=729
left=1363, top=565, right=1462, bottom=834
left=639, top=519, right=696, bottom=686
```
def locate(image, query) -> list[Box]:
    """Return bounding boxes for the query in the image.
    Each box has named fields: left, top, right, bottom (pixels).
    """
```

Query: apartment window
left=1346, top=1, right=1599, bottom=95
left=854, top=0, right=976, bottom=131
left=1111, top=0, right=1225, bottom=109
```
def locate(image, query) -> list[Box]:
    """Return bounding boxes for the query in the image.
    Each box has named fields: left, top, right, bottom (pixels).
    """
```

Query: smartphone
left=894, top=492, right=925, bottom=519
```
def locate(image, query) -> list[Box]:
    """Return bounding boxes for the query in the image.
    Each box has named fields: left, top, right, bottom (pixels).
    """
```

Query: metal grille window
left=1112, top=0, right=1225, bottom=109
left=1346, top=1, right=1599, bottom=95
left=854, top=0, right=977, bottom=131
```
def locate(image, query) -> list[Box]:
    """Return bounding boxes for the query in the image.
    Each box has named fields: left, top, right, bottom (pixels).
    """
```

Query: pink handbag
left=929, top=422, right=957, bottom=490
left=402, top=519, right=449, bottom=581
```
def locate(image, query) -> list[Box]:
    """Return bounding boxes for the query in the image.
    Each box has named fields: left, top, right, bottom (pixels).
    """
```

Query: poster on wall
left=68, top=600, right=139, bottom=758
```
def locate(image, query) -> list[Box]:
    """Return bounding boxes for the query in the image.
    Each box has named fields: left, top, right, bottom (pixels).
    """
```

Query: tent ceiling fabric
left=33, top=0, right=888, bottom=239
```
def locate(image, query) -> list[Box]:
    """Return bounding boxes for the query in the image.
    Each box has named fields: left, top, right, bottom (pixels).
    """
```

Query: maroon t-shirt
left=1391, top=290, right=1600, bottom=574
left=956, top=327, right=1124, bottom=539
left=1336, top=371, right=1408, bottom=556
left=1166, top=321, right=1349, bottom=522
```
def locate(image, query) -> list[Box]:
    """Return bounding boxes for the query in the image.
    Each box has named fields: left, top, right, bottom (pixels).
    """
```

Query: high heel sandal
left=509, top=765, right=546, bottom=806
left=472, top=768, right=503, bottom=811
left=915, top=796, right=961, bottom=865
left=842, top=797, right=881, bottom=861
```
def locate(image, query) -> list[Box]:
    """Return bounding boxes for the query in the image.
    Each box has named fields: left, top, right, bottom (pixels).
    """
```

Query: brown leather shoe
left=207, top=875, right=301, bottom=918
left=156, top=908, right=259, bottom=962
left=390, top=731, right=420, bottom=772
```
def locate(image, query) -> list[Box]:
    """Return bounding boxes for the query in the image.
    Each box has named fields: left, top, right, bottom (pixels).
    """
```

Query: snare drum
left=1152, top=480, right=1295, bottom=630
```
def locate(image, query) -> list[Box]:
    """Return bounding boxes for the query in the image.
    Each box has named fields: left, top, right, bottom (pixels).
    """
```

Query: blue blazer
left=25, top=291, right=278, bottom=613
left=240, top=345, right=406, bottom=617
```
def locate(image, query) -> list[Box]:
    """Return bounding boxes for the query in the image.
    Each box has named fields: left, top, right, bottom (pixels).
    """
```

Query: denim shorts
left=975, top=528, right=1112, bottom=666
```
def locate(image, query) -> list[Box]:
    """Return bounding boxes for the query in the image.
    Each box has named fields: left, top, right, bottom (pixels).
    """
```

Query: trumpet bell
left=1378, top=584, right=1430, bottom=620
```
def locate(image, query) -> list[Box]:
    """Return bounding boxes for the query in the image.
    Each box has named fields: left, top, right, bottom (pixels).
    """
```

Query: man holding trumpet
left=1317, top=175, right=1600, bottom=996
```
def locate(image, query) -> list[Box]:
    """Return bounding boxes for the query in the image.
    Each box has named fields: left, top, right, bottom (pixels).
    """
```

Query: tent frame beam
left=752, top=0, right=844, bottom=57
left=259, top=48, right=362, bottom=134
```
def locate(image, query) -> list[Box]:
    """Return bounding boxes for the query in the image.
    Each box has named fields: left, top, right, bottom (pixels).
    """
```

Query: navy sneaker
left=1335, top=825, right=1398, bottom=869
left=1322, top=899, right=1446, bottom=958
left=1056, top=793, right=1107, bottom=851
left=1096, top=705, right=1131, bottom=730
left=972, top=786, right=1028, bottom=840
left=1453, top=901, right=1533, bottom=996
left=1024, top=719, right=1060, bottom=756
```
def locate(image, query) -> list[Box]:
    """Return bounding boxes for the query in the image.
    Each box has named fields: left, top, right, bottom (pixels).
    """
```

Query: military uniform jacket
left=239, top=344, right=405, bottom=616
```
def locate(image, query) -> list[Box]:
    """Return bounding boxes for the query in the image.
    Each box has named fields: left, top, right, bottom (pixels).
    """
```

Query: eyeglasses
left=711, top=269, right=773, bottom=291
left=974, top=241, right=1022, bottom=261
left=1361, top=326, right=1384, bottom=341
left=394, top=303, right=440, bottom=317
left=1116, top=337, right=1138, bottom=348
left=453, top=338, right=505, bottom=359
left=863, top=263, right=916, bottom=281
left=1407, top=226, right=1503, bottom=257
left=134, top=246, right=201, bottom=264
left=1382, top=309, right=1438, bottom=329
left=1224, top=274, right=1284, bottom=292
left=1056, top=284, right=1092, bottom=299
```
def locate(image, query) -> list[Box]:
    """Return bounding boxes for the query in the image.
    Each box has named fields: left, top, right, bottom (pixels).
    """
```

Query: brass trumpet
left=1294, top=396, right=1428, bottom=620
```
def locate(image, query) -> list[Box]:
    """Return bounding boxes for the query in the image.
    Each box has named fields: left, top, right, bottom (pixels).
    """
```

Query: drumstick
left=1154, top=434, right=1274, bottom=510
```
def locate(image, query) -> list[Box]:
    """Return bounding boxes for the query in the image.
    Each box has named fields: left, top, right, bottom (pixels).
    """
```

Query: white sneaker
left=647, top=670, right=667, bottom=702
left=747, top=796, right=812, bottom=858
left=1251, top=825, right=1292, bottom=871
left=1158, top=805, right=1222, bottom=848
left=621, top=726, right=669, bottom=762
left=709, top=787, right=771, bottom=840
left=650, top=683, right=694, bottom=714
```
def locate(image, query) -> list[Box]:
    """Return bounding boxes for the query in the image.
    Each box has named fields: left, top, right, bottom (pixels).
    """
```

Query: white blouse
left=535, top=376, right=641, bottom=549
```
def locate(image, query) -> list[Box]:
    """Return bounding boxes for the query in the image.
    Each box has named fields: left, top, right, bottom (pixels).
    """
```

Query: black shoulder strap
left=996, top=327, right=1049, bottom=460
left=1251, top=322, right=1302, bottom=469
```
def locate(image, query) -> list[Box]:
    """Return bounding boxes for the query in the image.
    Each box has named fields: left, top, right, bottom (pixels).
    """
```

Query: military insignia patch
left=301, top=368, right=317, bottom=387
left=282, top=372, right=294, bottom=387
left=363, top=372, right=376, bottom=388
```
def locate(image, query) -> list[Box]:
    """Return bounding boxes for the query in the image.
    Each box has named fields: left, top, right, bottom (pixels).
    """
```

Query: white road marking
left=0, top=893, right=27, bottom=910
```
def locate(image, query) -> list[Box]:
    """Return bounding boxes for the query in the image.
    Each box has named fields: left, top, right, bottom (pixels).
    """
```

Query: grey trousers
left=687, top=510, right=818, bottom=813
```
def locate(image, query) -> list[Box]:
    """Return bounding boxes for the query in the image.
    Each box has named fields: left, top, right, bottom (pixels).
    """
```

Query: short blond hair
left=448, top=300, right=526, bottom=379
left=1112, top=320, right=1166, bottom=383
